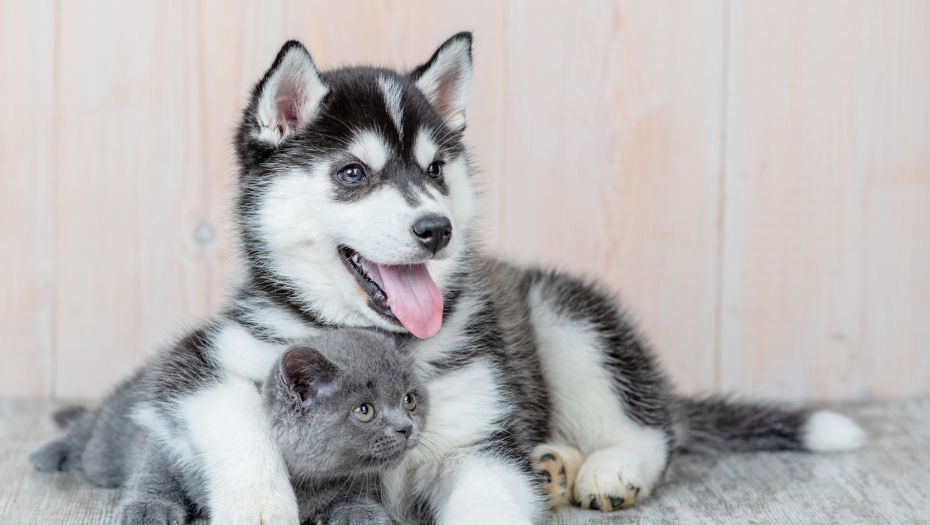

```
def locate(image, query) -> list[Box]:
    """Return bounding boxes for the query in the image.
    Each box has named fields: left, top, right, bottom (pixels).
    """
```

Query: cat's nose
left=395, top=421, right=412, bottom=439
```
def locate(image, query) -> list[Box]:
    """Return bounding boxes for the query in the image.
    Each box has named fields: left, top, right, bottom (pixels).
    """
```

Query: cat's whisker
left=339, top=457, right=364, bottom=501
left=415, top=436, right=444, bottom=466
left=421, top=430, right=457, bottom=447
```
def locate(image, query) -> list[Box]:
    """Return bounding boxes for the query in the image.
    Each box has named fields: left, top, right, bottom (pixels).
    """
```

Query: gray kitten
left=29, top=328, right=427, bottom=525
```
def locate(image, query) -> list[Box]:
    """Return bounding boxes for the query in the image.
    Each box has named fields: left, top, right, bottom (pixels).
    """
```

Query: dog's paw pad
left=532, top=446, right=571, bottom=509
left=574, top=448, right=647, bottom=512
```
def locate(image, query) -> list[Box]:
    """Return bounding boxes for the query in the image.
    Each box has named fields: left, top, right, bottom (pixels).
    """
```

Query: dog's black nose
left=412, top=215, right=452, bottom=254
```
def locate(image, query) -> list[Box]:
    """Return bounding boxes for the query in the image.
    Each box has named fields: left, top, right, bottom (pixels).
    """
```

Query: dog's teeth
left=385, top=298, right=391, bottom=307
left=351, top=254, right=359, bottom=263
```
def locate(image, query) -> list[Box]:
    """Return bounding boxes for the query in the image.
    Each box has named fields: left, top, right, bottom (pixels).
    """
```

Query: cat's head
left=262, top=328, right=428, bottom=479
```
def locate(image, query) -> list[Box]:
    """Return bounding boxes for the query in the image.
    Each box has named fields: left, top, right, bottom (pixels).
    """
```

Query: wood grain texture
left=0, top=0, right=57, bottom=397
left=720, top=0, right=930, bottom=400
left=500, top=0, right=726, bottom=393
left=0, top=1, right=928, bottom=400
left=6, top=397, right=929, bottom=524
left=53, top=0, right=233, bottom=398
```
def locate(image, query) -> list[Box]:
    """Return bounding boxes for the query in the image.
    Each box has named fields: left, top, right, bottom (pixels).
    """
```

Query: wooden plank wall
left=0, top=0, right=927, bottom=400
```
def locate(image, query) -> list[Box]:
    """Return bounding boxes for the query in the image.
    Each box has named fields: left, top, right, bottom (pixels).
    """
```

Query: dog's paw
left=574, top=446, right=647, bottom=512
left=120, top=499, right=186, bottom=525
left=28, top=438, right=72, bottom=472
left=210, top=497, right=300, bottom=525
left=532, top=443, right=586, bottom=509
left=211, top=506, right=298, bottom=525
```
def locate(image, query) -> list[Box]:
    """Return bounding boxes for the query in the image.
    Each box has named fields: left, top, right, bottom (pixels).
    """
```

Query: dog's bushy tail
left=52, top=406, right=88, bottom=429
left=675, top=397, right=865, bottom=454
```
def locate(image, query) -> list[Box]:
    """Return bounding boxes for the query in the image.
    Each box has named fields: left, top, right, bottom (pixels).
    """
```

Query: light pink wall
left=1, top=0, right=927, bottom=400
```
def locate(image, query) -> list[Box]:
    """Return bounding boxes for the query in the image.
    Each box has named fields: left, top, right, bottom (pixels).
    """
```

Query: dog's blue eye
left=337, top=165, right=366, bottom=185
left=428, top=162, right=442, bottom=178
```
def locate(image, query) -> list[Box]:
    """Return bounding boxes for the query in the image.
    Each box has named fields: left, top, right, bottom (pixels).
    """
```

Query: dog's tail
left=52, top=405, right=88, bottom=429
left=674, top=397, right=865, bottom=454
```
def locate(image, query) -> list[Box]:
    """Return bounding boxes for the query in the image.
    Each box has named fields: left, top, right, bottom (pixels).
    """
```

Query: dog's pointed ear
left=410, top=32, right=473, bottom=131
left=252, top=41, right=329, bottom=145
left=280, top=346, right=340, bottom=405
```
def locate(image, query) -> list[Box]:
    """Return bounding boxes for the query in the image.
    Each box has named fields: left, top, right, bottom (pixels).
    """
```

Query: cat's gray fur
left=29, top=328, right=426, bottom=525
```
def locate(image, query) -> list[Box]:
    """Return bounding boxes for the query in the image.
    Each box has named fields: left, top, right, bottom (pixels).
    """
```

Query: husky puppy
left=39, top=34, right=864, bottom=525
left=30, top=329, right=425, bottom=525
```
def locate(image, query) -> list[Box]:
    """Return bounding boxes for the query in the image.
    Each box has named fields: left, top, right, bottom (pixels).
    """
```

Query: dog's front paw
left=574, top=446, right=647, bottom=512
left=211, top=506, right=298, bottom=525
left=210, top=496, right=299, bottom=525
left=531, top=443, right=585, bottom=509
left=120, top=499, right=186, bottom=525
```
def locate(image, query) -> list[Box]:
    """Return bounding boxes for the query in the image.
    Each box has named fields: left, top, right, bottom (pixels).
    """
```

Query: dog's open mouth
left=339, top=246, right=443, bottom=339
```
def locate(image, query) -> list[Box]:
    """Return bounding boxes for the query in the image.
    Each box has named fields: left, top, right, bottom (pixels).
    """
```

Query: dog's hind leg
left=527, top=273, right=674, bottom=511
left=119, top=441, right=188, bottom=525
left=29, top=405, right=94, bottom=472
left=29, top=437, right=75, bottom=472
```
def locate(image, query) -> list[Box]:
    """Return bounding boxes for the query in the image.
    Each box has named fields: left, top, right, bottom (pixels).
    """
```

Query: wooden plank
left=6, top=397, right=929, bottom=524
left=500, top=0, right=726, bottom=393
left=52, top=0, right=271, bottom=398
left=282, top=0, right=508, bottom=248
left=0, top=0, right=57, bottom=397
left=180, top=0, right=287, bottom=306
left=855, top=1, right=930, bottom=399
left=54, top=0, right=191, bottom=398
left=720, top=0, right=930, bottom=399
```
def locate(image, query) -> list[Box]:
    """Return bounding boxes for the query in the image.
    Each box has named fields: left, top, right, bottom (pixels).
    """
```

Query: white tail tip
left=803, top=410, right=866, bottom=452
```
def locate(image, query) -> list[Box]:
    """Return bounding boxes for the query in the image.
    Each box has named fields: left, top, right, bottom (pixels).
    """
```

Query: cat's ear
left=280, top=346, right=340, bottom=405
left=251, top=40, right=329, bottom=145
left=409, top=32, right=473, bottom=131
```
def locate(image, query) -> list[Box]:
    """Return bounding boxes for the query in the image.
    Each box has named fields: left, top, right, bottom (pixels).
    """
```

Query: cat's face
left=263, top=329, right=428, bottom=479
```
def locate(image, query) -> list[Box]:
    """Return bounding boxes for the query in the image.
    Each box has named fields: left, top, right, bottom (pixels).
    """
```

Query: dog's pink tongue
left=377, top=263, right=443, bottom=339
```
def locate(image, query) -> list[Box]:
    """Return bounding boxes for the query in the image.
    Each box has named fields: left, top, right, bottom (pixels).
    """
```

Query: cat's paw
left=28, top=438, right=72, bottom=472
left=531, top=443, right=585, bottom=509
left=313, top=500, right=391, bottom=525
left=120, top=499, right=186, bottom=525
left=574, top=446, right=647, bottom=512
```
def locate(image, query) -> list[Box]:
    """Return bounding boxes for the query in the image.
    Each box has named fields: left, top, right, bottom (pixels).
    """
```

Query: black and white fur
left=30, top=328, right=427, bottom=525
left=37, top=34, right=864, bottom=525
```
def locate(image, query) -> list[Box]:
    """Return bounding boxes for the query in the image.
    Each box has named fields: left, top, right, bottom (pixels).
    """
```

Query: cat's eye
left=427, top=162, right=443, bottom=179
left=337, top=164, right=367, bottom=186
left=403, top=393, right=417, bottom=411
left=353, top=403, right=375, bottom=422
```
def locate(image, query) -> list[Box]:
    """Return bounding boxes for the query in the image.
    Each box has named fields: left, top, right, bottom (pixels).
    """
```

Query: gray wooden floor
left=2, top=398, right=928, bottom=524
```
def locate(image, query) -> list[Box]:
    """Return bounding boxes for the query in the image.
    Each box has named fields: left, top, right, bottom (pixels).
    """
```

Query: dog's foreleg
left=181, top=375, right=298, bottom=525
left=431, top=451, right=545, bottom=525
left=119, top=441, right=188, bottom=525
